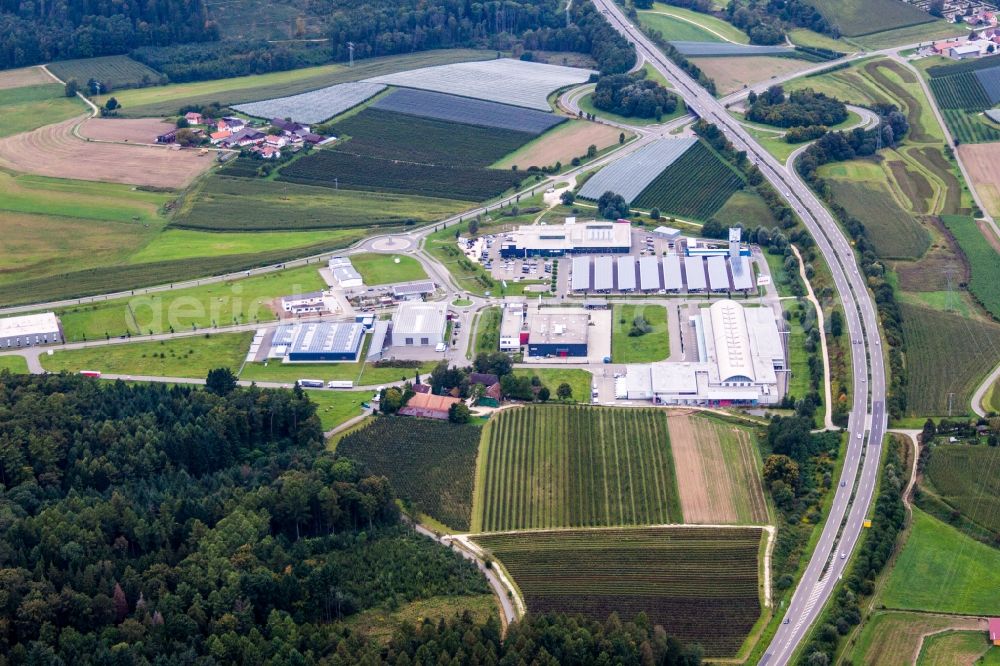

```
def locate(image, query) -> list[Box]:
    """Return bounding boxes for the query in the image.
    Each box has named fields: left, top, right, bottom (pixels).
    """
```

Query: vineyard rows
left=47, top=55, right=162, bottom=89
left=329, top=108, right=534, bottom=168
left=472, top=405, right=682, bottom=532
left=474, top=526, right=763, bottom=657
left=925, top=446, right=1000, bottom=534
left=632, top=141, right=742, bottom=219
left=278, top=150, right=517, bottom=201
left=372, top=88, right=565, bottom=134
left=941, top=109, right=1000, bottom=145
left=928, top=73, right=991, bottom=111
left=337, top=417, right=481, bottom=530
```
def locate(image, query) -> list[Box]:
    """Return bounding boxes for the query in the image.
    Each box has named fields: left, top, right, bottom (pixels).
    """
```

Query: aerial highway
left=588, top=0, right=888, bottom=662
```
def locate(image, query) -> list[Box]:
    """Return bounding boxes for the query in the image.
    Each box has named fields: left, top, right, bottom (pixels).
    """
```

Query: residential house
left=184, top=111, right=203, bottom=125
left=398, top=392, right=462, bottom=420
left=265, top=134, right=288, bottom=149
left=258, top=145, right=281, bottom=159
left=222, top=128, right=265, bottom=148
left=209, top=129, right=232, bottom=145
left=221, top=116, right=246, bottom=131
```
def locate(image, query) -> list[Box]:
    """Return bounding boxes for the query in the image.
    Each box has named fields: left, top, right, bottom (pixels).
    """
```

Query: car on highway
left=857, top=432, right=863, bottom=439
left=840, top=553, right=846, bottom=560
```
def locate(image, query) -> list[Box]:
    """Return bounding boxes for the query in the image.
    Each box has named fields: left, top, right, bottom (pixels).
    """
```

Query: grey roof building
left=0, top=312, right=62, bottom=349
left=271, top=322, right=365, bottom=361
left=391, top=301, right=447, bottom=346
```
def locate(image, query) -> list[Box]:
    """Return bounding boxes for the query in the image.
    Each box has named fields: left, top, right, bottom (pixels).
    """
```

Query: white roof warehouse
left=500, top=220, right=631, bottom=257
left=391, top=301, right=447, bottom=346
left=0, top=312, right=62, bottom=349
left=625, top=301, right=785, bottom=406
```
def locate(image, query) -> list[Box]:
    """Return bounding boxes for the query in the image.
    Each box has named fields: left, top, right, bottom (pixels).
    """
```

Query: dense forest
left=0, top=373, right=488, bottom=662
left=592, top=72, right=679, bottom=119
left=0, top=0, right=215, bottom=69
left=3, top=0, right=634, bottom=81
left=746, top=85, right=848, bottom=129
left=0, top=372, right=705, bottom=663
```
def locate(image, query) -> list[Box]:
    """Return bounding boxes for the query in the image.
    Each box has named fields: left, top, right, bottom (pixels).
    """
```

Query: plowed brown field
left=958, top=143, right=1000, bottom=217
left=79, top=117, right=179, bottom=143
left=0, top=66, right=52, bottom=90
left=0, top=116, right=211, bottom=188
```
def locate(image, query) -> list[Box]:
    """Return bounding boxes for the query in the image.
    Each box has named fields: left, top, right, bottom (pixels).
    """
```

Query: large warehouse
left=527, top=311, right=589, bottom=358
left=0, top=312, right=62, bottom=349
left=391, top=301, right=447, bottom=347
left=500, top=219, right=631, bottom=257
left=270, top=322, right=365, bottom=361
left=625, top=301, right=785, bottom=405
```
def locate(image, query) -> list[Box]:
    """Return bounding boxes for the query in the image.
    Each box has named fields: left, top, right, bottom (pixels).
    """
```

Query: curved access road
left=590, top=2, right=887, bottom=664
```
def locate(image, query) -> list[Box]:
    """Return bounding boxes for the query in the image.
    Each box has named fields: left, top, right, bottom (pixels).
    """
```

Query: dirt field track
left=690, top=56, right=813, bottom=95
left=668, top=414, right=769, bottom=525
left=493, top=120, right=623, bottom=169
left=0, top=66, right=52, bottom=90
left=79, top=117, right=179, bottom=144
left=958, top=143, right=1000, bottom=217
left=0, top=116, right=212, bottom=188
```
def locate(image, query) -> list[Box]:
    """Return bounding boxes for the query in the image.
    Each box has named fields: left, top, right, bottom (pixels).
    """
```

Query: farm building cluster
left=157, top=113, right=325, bottom=158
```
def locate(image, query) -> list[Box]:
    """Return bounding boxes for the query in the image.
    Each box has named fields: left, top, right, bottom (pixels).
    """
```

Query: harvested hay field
left=0, top=117, right=211, bottom=188
left=79, top=117, right=178, bottom=144
left=958, top=143, right=1000, bottom=216
left=667, top=413, right=769, bottom=525
left=690, top=56, right=814, bottom=95
left=0, top=66, right=52, bottom=90
left=893, top=218, right=967, bottom=293
left=493, top=120, right=623, bottom=170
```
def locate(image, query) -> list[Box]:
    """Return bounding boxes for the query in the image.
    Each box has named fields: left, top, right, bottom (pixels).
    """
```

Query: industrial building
left=527, top=311, right=589, bottom=358
left=500, top=219, right=631, bottom=257
left=625, top=300, right=784, bottom=405
left=270, top=321, right=365, bottom=362
left=617, top=256, right=636, bottom=291
left=572, top=251, right=754, bottom=294
left=328, top=257, right=363, bottom=288
left=500, top=303, right=527, bottom=351
left=0, top=312, right=62, bottom=349
left=391, top=301, right=447, bottom=347
left=653, top=226, right=682, bottom=241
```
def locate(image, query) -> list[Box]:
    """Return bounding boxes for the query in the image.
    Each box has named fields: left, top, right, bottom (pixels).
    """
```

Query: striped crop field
left=473, top=526, right=764, bottom=657
left=471, top=405, right=682, bottom=532
left=632, top=140, right=743, bottom=219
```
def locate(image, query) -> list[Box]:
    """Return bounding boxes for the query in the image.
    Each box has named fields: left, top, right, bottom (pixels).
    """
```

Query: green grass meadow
left=511, top=368, right=591, bottom=405
left=40, top=332, right=253, bottom=378
left=305, top=389, right=371, bottom=431
left=612, top=304, right=669, bottom=363
left=0, top=83, right=86, bottom=137
left=880, top=508, right=1000, bottom=615
left=0, top=355, right=30, bottom=373
left=56, top=265, right=327, bottom=340
left=350, top=253, right=428, bottom=285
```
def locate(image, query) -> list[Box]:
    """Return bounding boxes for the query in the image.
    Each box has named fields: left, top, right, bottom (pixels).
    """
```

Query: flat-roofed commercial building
left=270, top=322, right=365, bottom=361
left=571, top=256, right=591, bottom=291
left=500, top=304, right=527, bottom=351
left=391, top=301, right=447, bottom=347
left=663, top=254, right=683, bottom=291
left=0, top=312, right=62, bottom=349
left=500, top=220, right=631, bottom=257
left=639, top=256, right=661, bottom=291
left=527, top=311, right=589, bottom=358
left=624, top=300, right=784, bottom=406
left=617, top=256, right=636, bottom=291
left=328, top=257, right=363, bottom=288
left=707, top=256, right=730, bottom=292
left=684, top=256, right=707, bottom=292
left=594, top=256, right=614, bottom=291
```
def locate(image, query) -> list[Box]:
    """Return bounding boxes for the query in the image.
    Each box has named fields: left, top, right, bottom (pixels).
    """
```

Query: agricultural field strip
left=670, top=41, right=794, bottom=56
left=578, top=137, right=697, bottom=202
left=371, top=88, right=565, bottom=134
left=364, top=58, right=594, bottom=111
left=46, top=55, right=162, bottom=89
left=232, top=81, right=387, bottom=124
left=925, top=445, right=1000, bottom=533
left=802, top=0, right=937, bottom=37
left=472, top=405, right=683, bottom=533
left=472, top=526, right=765, bottom=657
left=632, top=141, right=743, bottom=219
